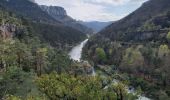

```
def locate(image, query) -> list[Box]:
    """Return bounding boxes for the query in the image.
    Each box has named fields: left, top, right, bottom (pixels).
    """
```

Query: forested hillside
left=83, top=0, right=170, bottom=99
left=0, top=0, right=87, bottom=50
left=99, top=0, right=170, bottom=41
left=0, top=7, right=72, bottom=99
left=0, top=0, right=141, bottom=100
left=0, top=0, right=57, bottom=24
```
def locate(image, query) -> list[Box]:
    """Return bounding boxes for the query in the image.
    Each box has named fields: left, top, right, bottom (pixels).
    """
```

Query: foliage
left=36, top=73, right=137, bottom=100
left=31, top=22, right=86, bottom=50
left=95, top=48, right=107, bottom=64
left=158, top=44, right=170, bottom=58
left=0, top=6, right=78, bottom=99
left=0, top=66, right=41, bottom=99
left=84, top=36, right=170, bottom=99
left=120, top=46, right=144, bottom=73
left=166, top=31, right=170, bottom=41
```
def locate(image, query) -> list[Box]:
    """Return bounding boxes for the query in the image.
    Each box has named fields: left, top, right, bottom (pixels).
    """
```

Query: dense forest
left=83, top=0, right=170, bottom=99
left=1, top=0, right=170, bottom=100
left=0, top=0, right=141, bottom=100
left=0, top=7, right=139, bottom=100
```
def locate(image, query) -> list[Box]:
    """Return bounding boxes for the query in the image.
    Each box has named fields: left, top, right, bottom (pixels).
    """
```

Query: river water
left=68, top=39, right=150, bottom=100
left=68, top=39, right=88, bottom=61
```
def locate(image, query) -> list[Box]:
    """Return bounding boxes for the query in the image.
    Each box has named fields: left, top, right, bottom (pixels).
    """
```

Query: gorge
left=0, top=0, right=170, bottom=99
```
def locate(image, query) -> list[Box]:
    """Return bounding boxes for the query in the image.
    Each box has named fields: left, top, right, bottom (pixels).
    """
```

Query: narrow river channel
left=68, top=39, right=88, bottom=61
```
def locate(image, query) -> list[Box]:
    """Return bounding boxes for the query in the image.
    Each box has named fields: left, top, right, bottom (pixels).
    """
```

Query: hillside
left=0, top=6, right=74, bottom=99
left=2, top=0, right=170, bottom=99
left=40, top=5, right=94, bottom=34
left=83, top=0, right=170, bottom=99
left=0, top=4, right=140, bottom=100
left=0, top=0, right=87, bottom=49
left=31, top=22, right=86, bottom=48
left=99, top=0, right=170, bottom=41
left=0, top=0, right=59, bottom=24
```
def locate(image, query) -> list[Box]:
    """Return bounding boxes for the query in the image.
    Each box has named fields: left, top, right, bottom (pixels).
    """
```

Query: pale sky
left=35, top=0, right=148, bottom=22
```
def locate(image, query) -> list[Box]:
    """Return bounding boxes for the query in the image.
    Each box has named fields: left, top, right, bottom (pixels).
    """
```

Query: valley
left=0, top=0, right=170, bottom=100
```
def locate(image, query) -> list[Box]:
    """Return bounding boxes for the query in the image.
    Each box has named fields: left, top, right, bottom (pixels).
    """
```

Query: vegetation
left=84, top=36, right=170, bottom=99
left=166, top=31, right=170, bottom=41
left=0, top=6, right=76, bottom=99
left=83, top=1, right=170, bottom=99
left=0, top=0, right=87, bottom=51
left=95, top=48, right=107, bottom=64
left=0, top=2, right=138, bottom=100
left=1, top=0, right=170, bottom=100
left=31, top=22, right=86, bottom=49
left=35, top=73, right=137, bottom=100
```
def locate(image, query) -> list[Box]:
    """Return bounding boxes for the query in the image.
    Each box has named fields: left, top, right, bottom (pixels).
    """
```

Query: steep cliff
left=40, top=5, right=94, bottom=34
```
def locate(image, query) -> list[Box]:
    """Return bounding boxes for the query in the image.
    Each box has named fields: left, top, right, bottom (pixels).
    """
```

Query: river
left=68, top=39, right=88, bottom=61
left=68, top=39, right=150, bottom=100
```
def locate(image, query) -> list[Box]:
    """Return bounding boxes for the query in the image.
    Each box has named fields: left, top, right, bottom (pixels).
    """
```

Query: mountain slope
left=83, top=0, right=170, bottom=99
left=99, top=0, right=170, bottom=40
left=0, top=0, right=59, bottom=24
left=0, top=0, right=87, bottom=49
left=40, top=5, right=94, bottom=34
left=31, top=22, right=86, bottom=48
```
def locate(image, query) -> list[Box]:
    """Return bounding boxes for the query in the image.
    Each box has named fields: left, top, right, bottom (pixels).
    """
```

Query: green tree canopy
left=166, top=31, right=170, bottom=41
left=36, top=73, right=138, bottom=100
left=95, top=48, right=107, bottom=64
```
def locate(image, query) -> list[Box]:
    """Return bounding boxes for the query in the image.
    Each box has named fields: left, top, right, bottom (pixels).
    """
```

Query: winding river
left=68, top=39, right=150, bottom=100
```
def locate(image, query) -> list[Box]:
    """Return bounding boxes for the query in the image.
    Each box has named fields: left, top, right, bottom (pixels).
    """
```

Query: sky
left=35, top=0, right=148, bottom=22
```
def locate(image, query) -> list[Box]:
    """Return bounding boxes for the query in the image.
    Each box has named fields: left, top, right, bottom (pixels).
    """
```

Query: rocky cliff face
left=40, top=5, right=94, bottom=34
left=40, top=5, right=67, bottom=21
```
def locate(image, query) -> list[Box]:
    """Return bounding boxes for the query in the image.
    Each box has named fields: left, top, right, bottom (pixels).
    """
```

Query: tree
left=158, top=44, right=169, bottom=58
left=166, top=31, right=170, bottom=42
left=0, top=66, right=39, bottom=99
left=109, top=83, right=127, bottom=100
left=14, top=40, right=33, bottom=71
left=46, top=48, right=71, bottom=73
left=158, top=45, right=170, bottom=87
left=36, top=73, right=138, bottom=100
left=0, top=39, right=17, bottom=72
left=121, top=46, right=144, bottom=73
left=35, top=48, right=48, bottom=76
left=95, top=48, right=107, bottom=64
